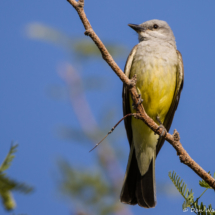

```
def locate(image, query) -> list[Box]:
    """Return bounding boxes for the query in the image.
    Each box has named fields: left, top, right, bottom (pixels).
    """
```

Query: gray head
left=128, top=19, right=176, bottom=47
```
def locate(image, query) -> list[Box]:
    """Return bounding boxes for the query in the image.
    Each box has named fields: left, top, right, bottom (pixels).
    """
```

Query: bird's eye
left=153, top=24, right=158, bottom=29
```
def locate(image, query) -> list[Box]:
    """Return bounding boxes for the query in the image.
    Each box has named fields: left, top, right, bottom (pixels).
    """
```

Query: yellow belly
left=130, top=60, right=176, bottom=123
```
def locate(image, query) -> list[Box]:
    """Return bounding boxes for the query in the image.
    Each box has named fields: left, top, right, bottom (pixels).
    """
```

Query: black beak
left=128, top=24, right=146, bottom=32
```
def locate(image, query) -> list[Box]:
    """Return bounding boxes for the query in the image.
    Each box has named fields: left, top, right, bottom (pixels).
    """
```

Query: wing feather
left=156, top=50, right=184, bottom=155
left=122, top=45, right=138, bottom=147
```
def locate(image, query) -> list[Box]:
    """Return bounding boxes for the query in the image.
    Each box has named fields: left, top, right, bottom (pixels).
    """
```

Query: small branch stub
left=84, top=29, right=93, bottom=36
left=77, top=0, right=84, bottom=7
left=173, top=129, right=180, bottom=142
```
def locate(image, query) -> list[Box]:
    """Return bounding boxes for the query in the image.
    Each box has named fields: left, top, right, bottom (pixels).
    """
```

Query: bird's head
left=128, top=19, right=175, bottom=46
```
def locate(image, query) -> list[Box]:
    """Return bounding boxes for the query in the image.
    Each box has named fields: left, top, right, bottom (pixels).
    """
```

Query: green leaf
left=0, top=191, right=16, bottom=211
left=0, top=143, right=33, bottom=211
left=168, top=171, right=194, bottom=202
left=0, top=144, right=18, bottom=173
left=199, top=172, right=215, bottom=189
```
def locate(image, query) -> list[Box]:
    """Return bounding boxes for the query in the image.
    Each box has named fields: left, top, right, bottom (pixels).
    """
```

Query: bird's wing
left=156, top=50, right=184, bottom=155
left=122, top=45, right=138, bottom=147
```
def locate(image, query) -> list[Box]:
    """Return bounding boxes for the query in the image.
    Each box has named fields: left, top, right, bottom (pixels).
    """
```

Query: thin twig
left=67, top=0, right=215, bottom=190
left=89, top=113, right=134, bottom=152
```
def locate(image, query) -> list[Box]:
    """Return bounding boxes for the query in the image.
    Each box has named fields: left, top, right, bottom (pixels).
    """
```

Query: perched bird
left=120, top=20, right=184, bottom=208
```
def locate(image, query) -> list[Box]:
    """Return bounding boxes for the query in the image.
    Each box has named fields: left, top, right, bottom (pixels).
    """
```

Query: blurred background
left=1, top=0, right=215, bottom=214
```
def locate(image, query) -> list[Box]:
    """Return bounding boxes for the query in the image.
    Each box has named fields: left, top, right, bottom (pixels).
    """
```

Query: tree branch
left=67, top=0, right=215, bottom=190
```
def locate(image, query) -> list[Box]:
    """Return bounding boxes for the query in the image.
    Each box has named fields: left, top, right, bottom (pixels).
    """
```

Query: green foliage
left=0, top=144, right=17, bottom=173
left=0, top=143, right=33, bottom=211
left=73, top=39, right=126, bottom=59
left=199, top=172, right=215, bottom=189
left=25, top=23, right=128, bottom=60
left=169, top=171, right=215, bottom=214
left=169, top=171, right=194, bottom=208
left=58, top=160, right=117, bottom=215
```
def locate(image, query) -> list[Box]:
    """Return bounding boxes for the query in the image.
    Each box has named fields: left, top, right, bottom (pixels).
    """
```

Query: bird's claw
left=132, top=94, right=143, bottom=109
left=156, top=124, right=167, bottom=137
left=154, top=116, right=167, bottom=138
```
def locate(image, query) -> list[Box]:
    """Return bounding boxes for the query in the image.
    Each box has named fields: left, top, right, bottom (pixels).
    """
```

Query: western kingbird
left=120, top=20, right=184, bottom=208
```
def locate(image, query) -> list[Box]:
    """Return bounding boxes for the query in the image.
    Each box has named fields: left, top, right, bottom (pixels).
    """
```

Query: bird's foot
left=155, top=116, right=167, bottom=138
left=132, top=94, right=143, bottom=109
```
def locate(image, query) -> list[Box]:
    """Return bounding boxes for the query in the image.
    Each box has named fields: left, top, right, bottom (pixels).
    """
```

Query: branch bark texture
left=67, top=0, right=215, bottom=190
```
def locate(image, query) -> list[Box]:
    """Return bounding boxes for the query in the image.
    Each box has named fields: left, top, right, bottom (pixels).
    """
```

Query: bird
left=120, top=19, right=184, bottom=208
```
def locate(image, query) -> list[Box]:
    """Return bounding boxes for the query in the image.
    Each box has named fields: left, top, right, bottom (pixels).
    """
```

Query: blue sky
left=1, top=0, right=215, bottom=214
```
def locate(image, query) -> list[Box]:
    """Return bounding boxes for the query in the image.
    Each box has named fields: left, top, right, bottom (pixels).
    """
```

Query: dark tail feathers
left=120, top=148, right=156, bottom=208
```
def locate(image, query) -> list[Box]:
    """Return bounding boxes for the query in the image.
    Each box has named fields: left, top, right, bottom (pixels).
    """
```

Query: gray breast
left=134, top=40, right=178, bottom=67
